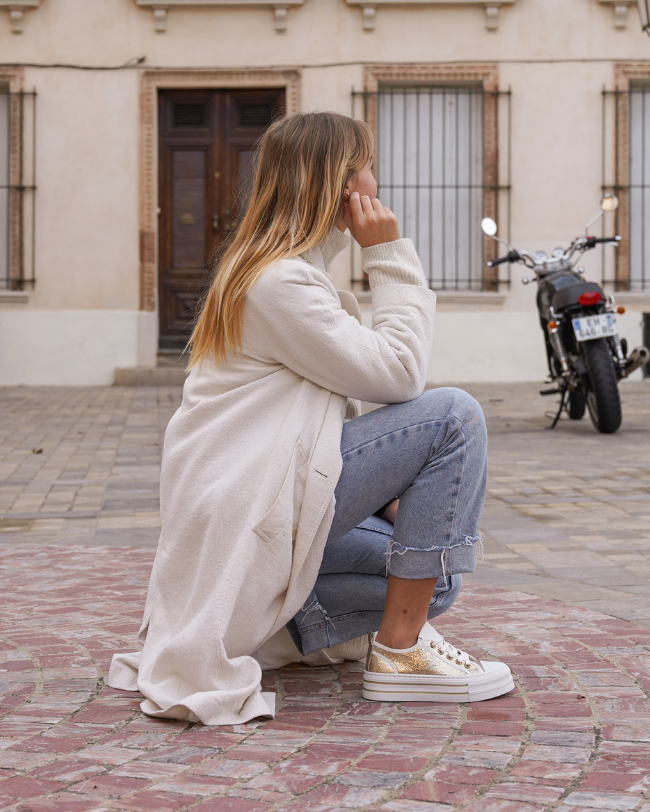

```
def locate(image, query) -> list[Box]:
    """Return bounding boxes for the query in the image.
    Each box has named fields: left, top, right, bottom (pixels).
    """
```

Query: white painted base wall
left=0, top=308, right=644, bottom=386
left=359, top=308, right=646, bottom=385
left=0, top=311, right=158, bottom=386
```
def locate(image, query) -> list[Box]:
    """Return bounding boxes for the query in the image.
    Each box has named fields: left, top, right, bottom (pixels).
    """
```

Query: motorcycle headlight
left=552, top=247, right=564, bottom=258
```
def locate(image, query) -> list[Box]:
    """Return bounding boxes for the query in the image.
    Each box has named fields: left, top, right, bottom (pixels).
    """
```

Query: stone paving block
left=562, top=790, right=642, bottom=810
left=117, top=788, right=198, bottom=811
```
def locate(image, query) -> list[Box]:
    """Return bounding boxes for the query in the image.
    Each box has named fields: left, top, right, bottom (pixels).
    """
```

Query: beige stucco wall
left=0, top=0, right=648, bottom=384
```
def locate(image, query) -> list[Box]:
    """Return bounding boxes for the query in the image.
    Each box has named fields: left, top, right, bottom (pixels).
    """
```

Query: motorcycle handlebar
left=487, top=250, right=521, bottom=268
left=585, top=236, right=621, bottom=247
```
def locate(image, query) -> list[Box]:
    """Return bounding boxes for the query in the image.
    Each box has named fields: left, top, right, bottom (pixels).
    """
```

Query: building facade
left=1, top=0, right=649, bottom=385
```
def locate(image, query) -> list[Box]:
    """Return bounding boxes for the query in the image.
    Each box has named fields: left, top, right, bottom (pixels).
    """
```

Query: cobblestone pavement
left=0, top=382, right=649, bottom=812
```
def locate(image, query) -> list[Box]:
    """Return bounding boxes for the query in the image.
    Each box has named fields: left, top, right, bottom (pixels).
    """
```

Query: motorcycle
left=481, top=195, right=650, bottom=434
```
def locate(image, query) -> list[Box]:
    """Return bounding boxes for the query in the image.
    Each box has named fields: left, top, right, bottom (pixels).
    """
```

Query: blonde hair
left=188, top=111, right=373, bottom=368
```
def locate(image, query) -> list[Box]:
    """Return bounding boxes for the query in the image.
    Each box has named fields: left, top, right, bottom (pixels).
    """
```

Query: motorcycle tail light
left=617, top=306, right=626, bottom=315
left=578, top=291, right=602, bottom=306
left=548, top=321, right=558, bottom=330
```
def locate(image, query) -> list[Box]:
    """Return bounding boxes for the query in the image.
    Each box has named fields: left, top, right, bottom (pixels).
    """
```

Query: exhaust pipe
left=622, top=345, right=650, bottom=377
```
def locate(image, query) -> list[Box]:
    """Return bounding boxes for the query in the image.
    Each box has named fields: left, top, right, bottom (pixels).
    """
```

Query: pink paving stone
left=563, top=790, right=642, bottom=810
left=242, top=768, right=323, bottom=794
left=462, top=722, right=526, bottom=737
left=355, top=752, right=430, bottom=772
left=0, top=775, right=66, bottom=799
left=152, top=774, right=238, bottom=795
left=509, top=760, right=583, bottom=781
left=224, top=786, right=295, bottom=804
left=118, top=789, right=202, bottom=811
left=75, top=744, right=147, bottom=765
left=112, top=760, right=190, bottom=779
left=487, top=781, right=565, bottom=803
left=190, top=798, right=271, bottom=812
left=189, top=758, right=269, bottom=779
left=601, top=724, right=650, bottom=742
left=439, top=750, right=513, bottom=769
left=8, top=735, right=81, bottom=753
left=467, top=707, right=527, bottom=721
left=68, top=774, right=150, bottom=797
left=172, top=730, right=244, bottom=748
left=521, top=744, right=591, bottom=763
left=29, top=759, right=107, bottom=782
left=594, top=756, right=650, bottom=774
left=292, top=782, right=386, bottom=810
left=224, top=745, right=296, bottom=762
left=13, top=793, right=111, bottom=812
left=401, top=779, right=479, bottom=805
left=146, top=745, right=220, bottom=764
left=582, top=772, right=650, bottom=792
left=449, top=735, right=520, bottom=753
left=422, top=764, right=498, bottom=785
left=0, top=752, right=51, bottom=770
left=461, top=799, right=545, bottom=812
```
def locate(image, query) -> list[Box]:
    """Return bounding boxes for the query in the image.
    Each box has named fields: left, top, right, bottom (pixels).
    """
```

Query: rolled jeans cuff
left=388, top=534, right=481, bottom=580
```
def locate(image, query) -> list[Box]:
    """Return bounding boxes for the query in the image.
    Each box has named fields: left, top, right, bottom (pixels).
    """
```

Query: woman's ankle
left=375, top=629, right=419, bottom=650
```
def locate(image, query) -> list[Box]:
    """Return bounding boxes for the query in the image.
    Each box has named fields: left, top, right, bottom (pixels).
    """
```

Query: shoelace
left=432, top=635, right=472, bottom=668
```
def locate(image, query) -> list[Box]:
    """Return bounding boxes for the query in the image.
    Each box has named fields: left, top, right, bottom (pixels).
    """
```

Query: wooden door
left=158, top=88, right=285, bottom=350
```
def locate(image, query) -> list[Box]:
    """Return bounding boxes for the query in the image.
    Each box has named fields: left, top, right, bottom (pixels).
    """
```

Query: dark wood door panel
left=158, top=88, right=285, bottom=350
left=172, top=149, right=207, bottom=268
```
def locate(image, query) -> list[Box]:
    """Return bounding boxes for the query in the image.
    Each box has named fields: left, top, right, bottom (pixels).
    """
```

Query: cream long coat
left=108, top=231, right=436, bottom=725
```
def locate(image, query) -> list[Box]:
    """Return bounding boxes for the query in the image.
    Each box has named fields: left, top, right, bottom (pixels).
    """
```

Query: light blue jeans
left=287, top=387, right=488, bottom=655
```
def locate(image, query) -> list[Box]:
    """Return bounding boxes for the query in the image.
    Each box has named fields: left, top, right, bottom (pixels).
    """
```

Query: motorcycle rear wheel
left=567, top=388, right=586, bottom=420
left=582, top=339, right=622, bottom=434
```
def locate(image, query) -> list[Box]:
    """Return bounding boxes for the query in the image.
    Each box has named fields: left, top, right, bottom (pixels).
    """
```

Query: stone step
left=114, top=366, right=187, bottom=386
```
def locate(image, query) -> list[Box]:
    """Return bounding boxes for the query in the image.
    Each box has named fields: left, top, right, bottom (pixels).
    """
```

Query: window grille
left=351, top=84, right=511, bottom=291
left=602, top=86, right=650, bottom=291
left=0, top=88, right=36, bottom=291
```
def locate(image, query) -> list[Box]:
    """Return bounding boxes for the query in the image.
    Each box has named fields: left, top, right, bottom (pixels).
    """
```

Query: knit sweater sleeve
left=362, top=238, right=427, bottom=288
left=243, top=240, right=436, bottom=405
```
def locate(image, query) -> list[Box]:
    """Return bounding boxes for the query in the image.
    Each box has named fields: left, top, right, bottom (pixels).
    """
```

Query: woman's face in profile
left=347, top=161, right=377, bottom=201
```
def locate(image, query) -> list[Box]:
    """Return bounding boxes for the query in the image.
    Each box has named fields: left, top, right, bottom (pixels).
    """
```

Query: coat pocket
left=253, top=439, right=309, bottom=545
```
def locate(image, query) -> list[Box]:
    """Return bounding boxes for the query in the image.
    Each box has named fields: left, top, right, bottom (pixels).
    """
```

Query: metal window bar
left=602, top=87, right=650, bottom=291
left=351, top=85, right=511, bottom=291
left=0, top=89, right=36, bottom=291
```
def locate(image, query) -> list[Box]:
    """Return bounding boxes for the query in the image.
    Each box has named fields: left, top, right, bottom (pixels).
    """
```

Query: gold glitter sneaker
left=362, top=621, right=514, bottom=703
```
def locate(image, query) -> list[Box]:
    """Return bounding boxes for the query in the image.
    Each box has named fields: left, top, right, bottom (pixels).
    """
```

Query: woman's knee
left=419, top=387, right=486, bottom=436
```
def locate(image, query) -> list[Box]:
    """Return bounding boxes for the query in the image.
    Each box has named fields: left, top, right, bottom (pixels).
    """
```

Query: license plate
left=572, top=313, right=617, bottom=342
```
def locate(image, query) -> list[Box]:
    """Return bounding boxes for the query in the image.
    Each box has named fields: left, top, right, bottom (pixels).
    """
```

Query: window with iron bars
left=0, top=87, right=36, bottom=292
left=351, top=84, right=511, bottom=291
left=602, top=84, right=650, bottom=291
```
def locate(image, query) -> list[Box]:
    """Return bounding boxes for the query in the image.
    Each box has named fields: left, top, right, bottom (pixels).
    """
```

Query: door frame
left=138, top=69, right=301, bottom=315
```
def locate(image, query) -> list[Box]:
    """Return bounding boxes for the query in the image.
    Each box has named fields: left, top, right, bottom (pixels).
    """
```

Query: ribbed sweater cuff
left=361, top=238, right=427, bottom=289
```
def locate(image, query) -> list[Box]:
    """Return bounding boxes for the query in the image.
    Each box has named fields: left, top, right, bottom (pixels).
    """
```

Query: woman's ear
left=343, top=188, right=351, bottom=202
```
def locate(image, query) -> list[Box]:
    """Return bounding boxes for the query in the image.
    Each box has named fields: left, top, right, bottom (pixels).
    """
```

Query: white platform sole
left=362, top=660, right=514, bottom=703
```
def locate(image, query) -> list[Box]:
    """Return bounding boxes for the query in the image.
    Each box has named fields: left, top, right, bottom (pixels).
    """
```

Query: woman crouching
left=108, top=111, right=513, bottom=725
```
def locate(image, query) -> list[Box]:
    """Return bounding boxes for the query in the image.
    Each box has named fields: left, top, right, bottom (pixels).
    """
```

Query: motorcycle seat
left=551, top=281, right=603, bottom=312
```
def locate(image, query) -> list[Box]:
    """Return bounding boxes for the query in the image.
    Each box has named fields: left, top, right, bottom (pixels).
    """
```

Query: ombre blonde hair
left=188, top=111, right=373, bottom=367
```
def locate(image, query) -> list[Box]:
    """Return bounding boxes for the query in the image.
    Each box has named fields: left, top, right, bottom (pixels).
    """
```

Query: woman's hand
left=344, top=191, right=400, bottom=248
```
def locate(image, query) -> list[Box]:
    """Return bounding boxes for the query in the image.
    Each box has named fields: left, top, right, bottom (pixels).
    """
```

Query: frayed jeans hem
left=387, top=534, right=482, bottom=580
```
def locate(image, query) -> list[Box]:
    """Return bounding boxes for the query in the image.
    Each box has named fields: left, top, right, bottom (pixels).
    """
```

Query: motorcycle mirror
left=481, top=217, right=498, bottom=237
left=600, top=194, right=619, bottom=212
